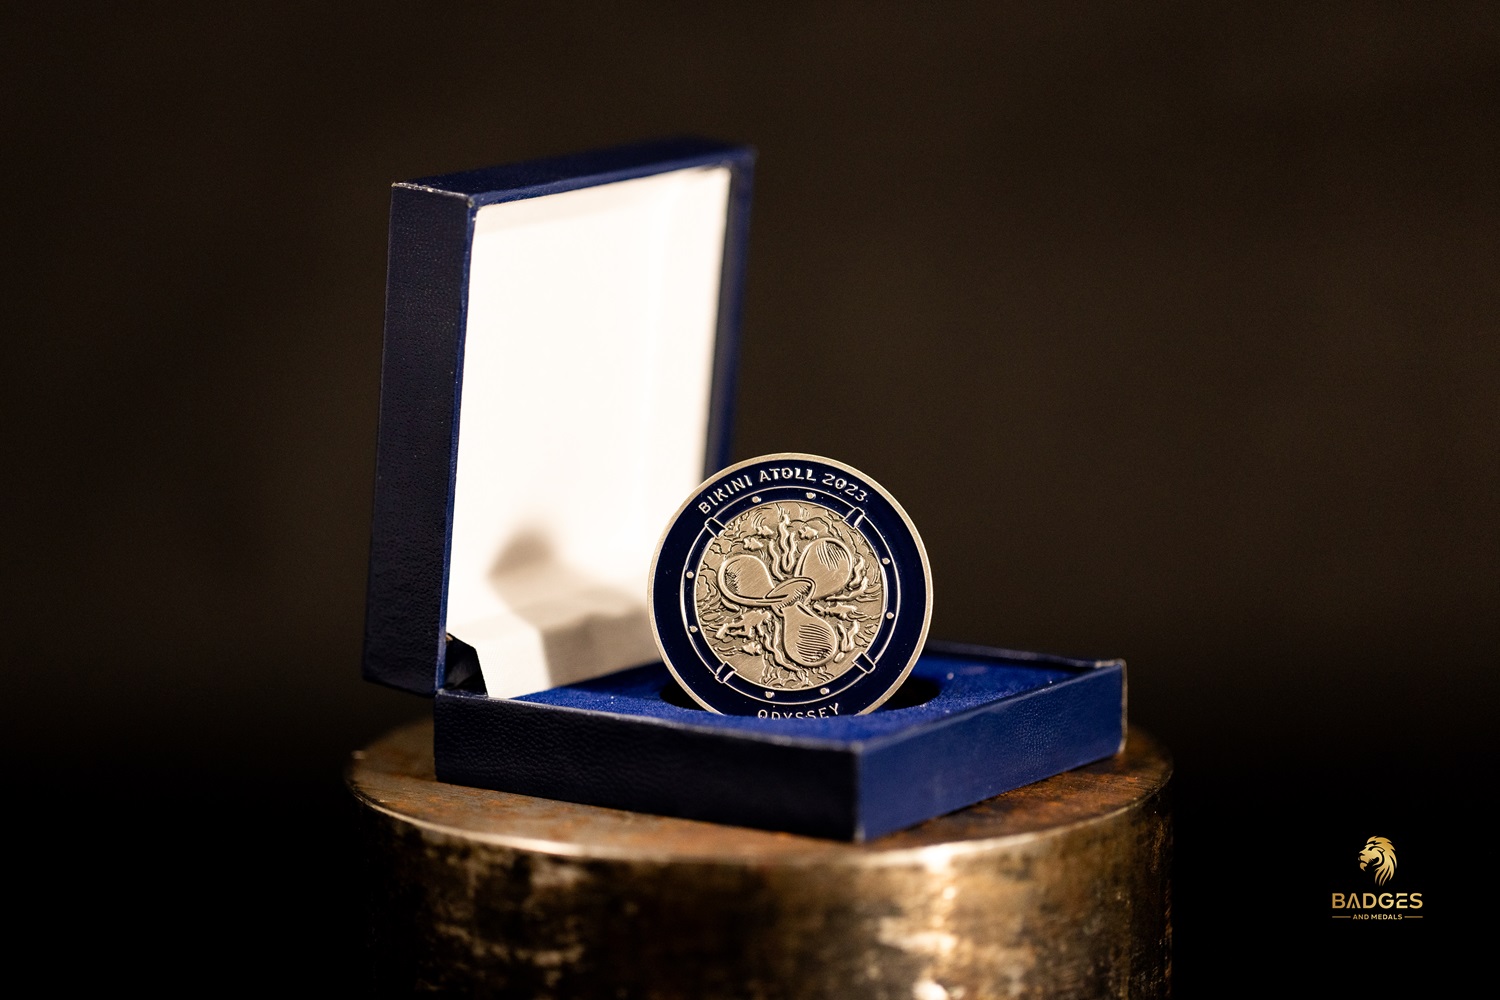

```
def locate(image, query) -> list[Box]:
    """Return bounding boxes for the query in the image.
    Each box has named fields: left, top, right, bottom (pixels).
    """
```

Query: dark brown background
left=3, top=2, right=1491, bottom=990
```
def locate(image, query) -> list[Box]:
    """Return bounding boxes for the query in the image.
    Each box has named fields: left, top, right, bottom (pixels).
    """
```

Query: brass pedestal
left=349, top=721, right=1172, bottom=998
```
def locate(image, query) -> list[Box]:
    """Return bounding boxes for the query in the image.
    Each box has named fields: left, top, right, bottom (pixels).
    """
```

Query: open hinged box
left=362, top=137, right=1126, bottom=841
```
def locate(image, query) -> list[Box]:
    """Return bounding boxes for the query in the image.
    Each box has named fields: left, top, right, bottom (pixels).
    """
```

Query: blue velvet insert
left=436, top=644, right=1124, bottom=839
left=516, top=654, right=1078, bottom=742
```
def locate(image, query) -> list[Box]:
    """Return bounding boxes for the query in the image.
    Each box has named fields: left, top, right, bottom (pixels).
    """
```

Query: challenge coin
left=649, top=454, right=932, bottom=716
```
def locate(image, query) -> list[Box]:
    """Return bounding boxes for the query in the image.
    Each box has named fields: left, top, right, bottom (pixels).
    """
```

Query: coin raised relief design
left=695, top=501, right=885, bottom=691
left=650, top=454, right=932, bottom=716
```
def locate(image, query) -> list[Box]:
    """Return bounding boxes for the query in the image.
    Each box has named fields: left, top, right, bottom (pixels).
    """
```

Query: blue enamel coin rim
left=649, top=454, right=932, bottom=716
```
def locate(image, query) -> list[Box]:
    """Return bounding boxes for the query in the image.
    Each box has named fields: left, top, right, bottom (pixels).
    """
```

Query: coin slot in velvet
left=875, top=675, right=939, bottom=711
left=659, top=679, right=708, bottom=711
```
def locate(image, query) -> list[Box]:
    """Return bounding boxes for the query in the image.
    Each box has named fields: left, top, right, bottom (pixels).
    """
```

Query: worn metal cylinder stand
left=349, top=721, right=1172, bottom=998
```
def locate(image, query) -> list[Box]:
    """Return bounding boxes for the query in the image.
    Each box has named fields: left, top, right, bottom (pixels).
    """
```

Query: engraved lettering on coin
left=694, top=502, right=885, bottom=690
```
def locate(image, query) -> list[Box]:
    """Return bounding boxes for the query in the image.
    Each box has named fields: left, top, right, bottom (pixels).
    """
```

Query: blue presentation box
left=361, top=137, right=1126, bottom=840
left=436, top=641, right=1124, bottom=841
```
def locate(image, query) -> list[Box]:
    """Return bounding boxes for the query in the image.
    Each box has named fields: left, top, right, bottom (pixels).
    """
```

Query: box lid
left=363, top=137, right=755, bottom=698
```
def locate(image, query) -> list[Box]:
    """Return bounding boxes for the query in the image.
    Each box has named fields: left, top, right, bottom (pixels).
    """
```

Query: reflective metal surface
left=350, top=721, right=1172, bottom=997
left=697, top=500, right=885, bottom=690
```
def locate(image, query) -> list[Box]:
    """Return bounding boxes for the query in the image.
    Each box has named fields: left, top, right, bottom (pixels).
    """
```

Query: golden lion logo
left=1358, top=836, right=1396, bottom=886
